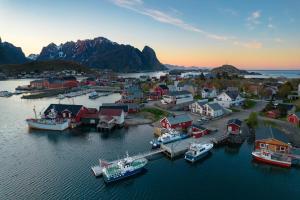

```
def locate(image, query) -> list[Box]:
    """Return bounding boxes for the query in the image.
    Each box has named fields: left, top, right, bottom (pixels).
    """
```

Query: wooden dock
left=161, top=132, right=229, bottom=158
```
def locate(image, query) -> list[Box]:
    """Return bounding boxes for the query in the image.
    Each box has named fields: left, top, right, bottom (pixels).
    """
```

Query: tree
left=277, top=81, right=293, bottom=99
left=247, top=112, right=258, bottom=128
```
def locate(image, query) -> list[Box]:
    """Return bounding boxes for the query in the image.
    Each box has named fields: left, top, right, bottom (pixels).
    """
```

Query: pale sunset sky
left=1, top=0, right=300, bottom=69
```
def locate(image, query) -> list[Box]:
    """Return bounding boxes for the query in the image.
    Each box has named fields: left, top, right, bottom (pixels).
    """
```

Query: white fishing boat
left=0, top=91, right=13, bottom=97
left=26, top=107, right=69, bottom=131
left=184, top=143, right=214, bottom=163
left=56, top=94, right=65, bottom=99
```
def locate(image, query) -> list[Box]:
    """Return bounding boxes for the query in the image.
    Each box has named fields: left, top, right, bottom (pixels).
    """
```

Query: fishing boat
left=150, top=129, right=189, bottom=149
left=102, top=153, right=148, bottom=183
left=0, top=91, right=13, bottom=97
left=26, top=107, right=69, bottom=131
left=89, top=91, right=99, bottom=99
left=251, top=150, right=292, bottom=168
left=56, top=94, right=65, bottom=99
left=185, top=143, right=213, bottom=163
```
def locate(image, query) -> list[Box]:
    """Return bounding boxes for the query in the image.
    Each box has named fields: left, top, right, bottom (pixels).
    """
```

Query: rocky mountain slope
left=0, top=38, right=28, bottom=65
left=37, top=37, right=166, bottom=72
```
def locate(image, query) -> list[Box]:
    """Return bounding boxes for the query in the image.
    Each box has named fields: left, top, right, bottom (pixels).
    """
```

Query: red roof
left=99, top=108, right=123, bottom=116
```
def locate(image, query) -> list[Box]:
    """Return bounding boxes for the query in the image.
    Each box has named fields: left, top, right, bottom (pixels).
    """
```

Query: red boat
left=252, top=150, right=291, bottom=168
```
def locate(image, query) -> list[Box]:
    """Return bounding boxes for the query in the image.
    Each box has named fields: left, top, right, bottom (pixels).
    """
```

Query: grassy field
left=140, top=107, right=169, bottom=121
left=242, top=99, right=257, bottom=109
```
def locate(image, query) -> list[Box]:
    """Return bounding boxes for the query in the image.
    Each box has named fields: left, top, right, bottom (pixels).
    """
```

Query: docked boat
left=89, top=91, right=99, bottom=99
left=26, top=107, right=69, bottom=131
left=150, top=129, right=189, bottom=149
left=252, top=150, right=292, bottom=168
left=185, top=143, right=213, bottom=163
left=56, top=94, right=65, bottom=99
left=0, top=91, right=13, bottom=97
left=102, top=154, right=148, bottom=183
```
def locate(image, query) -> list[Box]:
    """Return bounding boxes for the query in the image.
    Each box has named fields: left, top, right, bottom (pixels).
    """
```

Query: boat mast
left=33, top=106, right=37, bottom=119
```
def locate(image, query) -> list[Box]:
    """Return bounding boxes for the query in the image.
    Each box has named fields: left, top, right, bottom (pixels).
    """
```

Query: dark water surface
left=1, top=80, right=300, bottom=200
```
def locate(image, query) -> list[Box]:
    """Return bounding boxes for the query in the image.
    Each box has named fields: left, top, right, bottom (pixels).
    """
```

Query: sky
left=1, top=0, right=300, bottom=69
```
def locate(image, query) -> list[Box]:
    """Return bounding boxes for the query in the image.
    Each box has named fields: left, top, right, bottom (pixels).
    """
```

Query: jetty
left=91, top=148, right=165, bottom=177
left=161, top=132, right=228, bottom=158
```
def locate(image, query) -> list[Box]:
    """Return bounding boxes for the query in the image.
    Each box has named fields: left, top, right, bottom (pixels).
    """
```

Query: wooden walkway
left=161, top=132, right=229, bottom=158
left=91, top=149, right=165, bottom=177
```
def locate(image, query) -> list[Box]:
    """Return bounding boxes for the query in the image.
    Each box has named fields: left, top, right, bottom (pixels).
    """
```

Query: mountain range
left=0, top=37, right=166, bottom=73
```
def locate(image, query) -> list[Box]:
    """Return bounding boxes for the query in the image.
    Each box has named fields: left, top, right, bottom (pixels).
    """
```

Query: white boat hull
left=26, top=119, right=69, bottom=131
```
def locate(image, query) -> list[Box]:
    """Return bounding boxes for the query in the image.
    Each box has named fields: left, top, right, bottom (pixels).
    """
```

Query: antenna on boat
left=33, top=106, right=37, bottom=119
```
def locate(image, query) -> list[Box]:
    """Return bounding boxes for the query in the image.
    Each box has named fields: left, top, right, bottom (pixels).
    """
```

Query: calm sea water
left=247, top=70, right=300, bottom=79
left=1, top=80, right=300, bottom=200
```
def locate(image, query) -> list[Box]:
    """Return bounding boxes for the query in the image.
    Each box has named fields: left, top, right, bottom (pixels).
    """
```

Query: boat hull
left=26, top=119, right=69, bottom=131
left=252, top=152, right=291, bottom=168
left=151, top=134, right=189, bottom=149
left=103, top=167, right=144, bottom=183
left=185, top=151, right=210, bottom=163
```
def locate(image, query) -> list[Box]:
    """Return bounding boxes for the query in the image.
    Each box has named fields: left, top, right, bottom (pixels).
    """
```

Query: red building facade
left=287, top=113, right=300, bottom=126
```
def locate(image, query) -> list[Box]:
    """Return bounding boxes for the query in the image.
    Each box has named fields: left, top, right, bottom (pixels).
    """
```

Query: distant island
left=211, top=64, right=261, bottom=75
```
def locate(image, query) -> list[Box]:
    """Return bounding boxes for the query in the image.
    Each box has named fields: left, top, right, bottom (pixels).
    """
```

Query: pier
left=161, top=132, right=229, bottom=158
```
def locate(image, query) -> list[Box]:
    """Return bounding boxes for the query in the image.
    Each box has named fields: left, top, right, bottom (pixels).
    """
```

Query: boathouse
left=287, top=112, right=300, bottom=126
left=255, top=138, right=290, bottom=154
left=81, top=108, right=99, bottom=126
left=99, top=109, right=125, bottom=126
left=100, top=103, right=129, bottom=115
left=227, top=119, right=242, bottom=134
left=160, top=114, right=192, bottom=130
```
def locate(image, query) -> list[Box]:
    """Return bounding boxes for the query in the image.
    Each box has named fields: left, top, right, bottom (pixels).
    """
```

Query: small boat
left=251, top=150, right=292, bottom=168
left=26, top=107, right=69, bottom=131
left=0, top=91, right=13, bottom=97
left=184, top=143, right=213, bottom=163
left=56, top=94, right=65, bottom=99
left=150, top=129, right=189, bottom=149
left=102, top=153, right=148, bottom=183
left=89, top=91, right=99, bottom=99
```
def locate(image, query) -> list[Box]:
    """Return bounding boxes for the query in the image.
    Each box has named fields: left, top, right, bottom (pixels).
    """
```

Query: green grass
left=140, top=108, right=169, bottom=121
left=242, top=99, right=257, bottom=109
left=194, top=95, right=202, bottom=100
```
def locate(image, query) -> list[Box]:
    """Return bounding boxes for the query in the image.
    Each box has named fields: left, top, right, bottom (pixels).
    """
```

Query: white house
left=203, top=102, right=224, bottom=118
left=189, top=99, right=209, bottom=115
left=201, top=88, right=217, bottom=99
left=215, top=91, right=244, bottom=108
left=163, top=90, right=193, bottom=105
left=99, top=108, right=125, bottom=125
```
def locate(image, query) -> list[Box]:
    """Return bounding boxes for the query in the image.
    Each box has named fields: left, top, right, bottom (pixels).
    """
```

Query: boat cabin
left=254, top=138, right=291, bottom=154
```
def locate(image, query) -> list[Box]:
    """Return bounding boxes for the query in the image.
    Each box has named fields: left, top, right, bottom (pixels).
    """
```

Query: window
left=280, top=146, right=286, bottom=151
left=260, top=143, right=266, bottom=148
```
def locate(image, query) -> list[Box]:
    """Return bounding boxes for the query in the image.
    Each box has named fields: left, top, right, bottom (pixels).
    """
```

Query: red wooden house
left=227, top=119, right=242, bottom=134
left=254, top=138, right=290, bottom=154
left=160, top=114, right=192, bottom=129
left=154, top=85, right=169, bottom=97
left=287, top=112, right=300, bottom=126
left=266, top=110, right=280, bottom=119
left=190, top=125, right=209, bottom=138
left=44, top=104, right=88, bottom=124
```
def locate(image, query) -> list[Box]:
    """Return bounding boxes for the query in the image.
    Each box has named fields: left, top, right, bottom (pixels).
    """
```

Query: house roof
left=192, top=124, right=208, bottom=131
left=225, top=91, right=239, bottom=100
left=167, top=90, right=191, bottom=96
left=255, top=127, right=289, bottom=143
left=100, top=103, right=129, bottom=112
left=158, top=84, right=169, bottom=90
left=290, top=112, right=300, bottom=119
left=99, top=108, right=123, bottom=116
left=164, top=114, right=192, bottom=125
left=227, top=119, right=242, bottom=127
left=206, top=102, right=223, bottom=111
left=44, top=104, right=83, bottom=115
